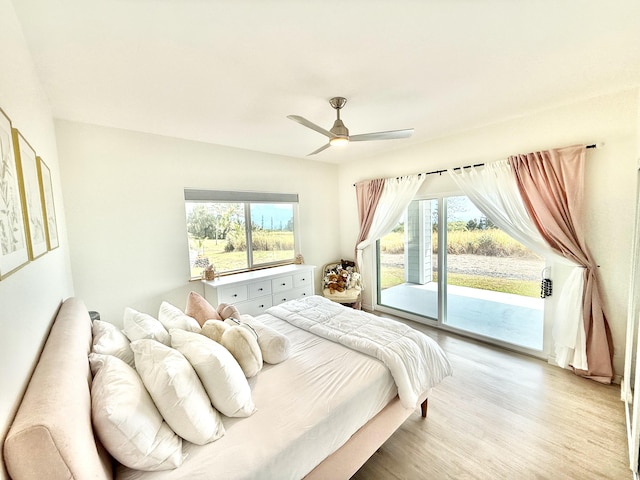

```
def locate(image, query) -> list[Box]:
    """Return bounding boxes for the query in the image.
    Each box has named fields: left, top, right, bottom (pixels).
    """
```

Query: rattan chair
left=321, top=260, right=362, bottom=309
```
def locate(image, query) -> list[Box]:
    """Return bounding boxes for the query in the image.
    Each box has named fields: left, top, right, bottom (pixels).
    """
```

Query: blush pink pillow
left=185, top=291, right=221, bottom=326
left=217, top=303, right=241, bottom=321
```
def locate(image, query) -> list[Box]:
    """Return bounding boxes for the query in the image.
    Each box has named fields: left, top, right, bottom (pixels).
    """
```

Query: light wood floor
left=352, top=322, right=630, bottom=480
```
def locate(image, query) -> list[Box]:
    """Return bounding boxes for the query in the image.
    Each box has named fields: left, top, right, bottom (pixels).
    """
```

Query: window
left=184, top=189, right=298, bottom=279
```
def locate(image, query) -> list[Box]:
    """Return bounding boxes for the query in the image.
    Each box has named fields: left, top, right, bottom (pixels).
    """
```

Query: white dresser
left=202, top=264, right=316, bottom=316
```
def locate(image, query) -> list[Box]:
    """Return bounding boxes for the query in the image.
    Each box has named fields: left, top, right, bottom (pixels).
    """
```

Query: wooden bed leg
left=421, top=399, right=428, bottom=418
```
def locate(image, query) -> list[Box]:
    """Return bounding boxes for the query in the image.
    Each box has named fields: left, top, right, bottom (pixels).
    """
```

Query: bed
left=3, top=295, right=452, bottom=480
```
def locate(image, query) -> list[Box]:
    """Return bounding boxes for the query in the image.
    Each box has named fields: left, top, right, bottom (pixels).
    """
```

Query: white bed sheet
left=116, top=315, right=397, bottom=480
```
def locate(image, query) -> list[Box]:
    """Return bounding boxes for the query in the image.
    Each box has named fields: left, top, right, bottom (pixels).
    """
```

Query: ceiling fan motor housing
left=330, top=119, right=349, bottom=137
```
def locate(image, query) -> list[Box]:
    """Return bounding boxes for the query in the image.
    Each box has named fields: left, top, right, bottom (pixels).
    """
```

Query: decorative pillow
left=201, top=320, right=263, bottom=378
left=91, top=319, right=135, bottom=367
left=130, top=339, right=225, bottom=445
left=201, top=319, right=228, bottom=343
left=232, top=314, right=291, bottom=364
left=185, top=291, right=221, bottom=326
left=217, top=303, right=241, bottom=321
left=88, top=353, right=183, bottom=471
left=170, top=329, right=255, bottom=417
left=158, top=301, right=201, bottom=333
left=122, top=307, right=170, bottom=346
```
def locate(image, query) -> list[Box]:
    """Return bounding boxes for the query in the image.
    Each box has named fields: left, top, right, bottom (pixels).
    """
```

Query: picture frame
left=37, top=157, right=59, bottom=250
left=13, top=129, right=47, bottom=260
left=0, top=109, right=29, bottom=279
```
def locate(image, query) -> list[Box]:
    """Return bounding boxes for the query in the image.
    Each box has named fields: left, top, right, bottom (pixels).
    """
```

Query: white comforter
left=266, top=295, right=453, bottom=409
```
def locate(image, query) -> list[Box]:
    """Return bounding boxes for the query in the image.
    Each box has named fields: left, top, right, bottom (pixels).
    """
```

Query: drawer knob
left=259, top=304, right=264, bottom=308
left=232, top=294, right=238, bottom=298
left=258, top=288, right=263, bottom=291
left=281, top=283, right=286, bottom=286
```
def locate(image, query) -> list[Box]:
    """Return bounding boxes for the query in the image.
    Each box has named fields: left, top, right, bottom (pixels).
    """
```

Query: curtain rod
left=422, top=143, right=599, bottom=177
left=353, top=143, right=600, bottom=186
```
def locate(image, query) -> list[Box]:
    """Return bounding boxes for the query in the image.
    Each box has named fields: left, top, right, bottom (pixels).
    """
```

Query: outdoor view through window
left=378, top=196, right=545, bottom=350
left=185, top=201, right=295, bottom=278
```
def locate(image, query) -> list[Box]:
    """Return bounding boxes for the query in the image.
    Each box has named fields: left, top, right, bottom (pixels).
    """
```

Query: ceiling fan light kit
left=329, top=136, right=349, bottom=146
left=288, top=96, right=414, bottom=155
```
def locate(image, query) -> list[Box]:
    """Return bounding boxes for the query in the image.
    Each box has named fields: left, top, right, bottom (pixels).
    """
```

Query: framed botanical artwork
left=13, top=129, right=47, bottom=260
left=37, top=157, right=59, bottom=250
left=0, top=109, right=29, bottom=279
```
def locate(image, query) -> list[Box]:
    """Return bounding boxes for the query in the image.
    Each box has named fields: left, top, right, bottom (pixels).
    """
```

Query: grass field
left=190, top=236, right=294, bottom=277
left=379, top=229, right=541, bottom=298
left=380, top=229, right=534, bottom=257
left=379, top=266, right=538, bottom=297
left=193, top=229, right=540, bottom=298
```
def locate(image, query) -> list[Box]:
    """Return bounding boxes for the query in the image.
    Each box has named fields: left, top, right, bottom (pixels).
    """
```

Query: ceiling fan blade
left=287, top=115, right=336, bottom=139
left=349, top=128, right=414, bottom=142
left=307, top=143, right=331, bottom=156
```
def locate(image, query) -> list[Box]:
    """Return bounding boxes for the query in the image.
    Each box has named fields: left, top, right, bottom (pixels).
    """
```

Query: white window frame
left=184, top=189, right=300, bottom=278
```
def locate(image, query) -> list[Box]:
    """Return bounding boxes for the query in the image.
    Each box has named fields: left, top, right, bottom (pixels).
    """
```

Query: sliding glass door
left=377, top=195, right=545, bottom=352
left=378, top=199, right=439, bottom=319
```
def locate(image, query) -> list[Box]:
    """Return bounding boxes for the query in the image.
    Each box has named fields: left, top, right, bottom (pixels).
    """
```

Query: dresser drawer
left=291, top=286, right=314, bottom=301
left=237, top=296, right=273, bottom=316
left=248, top=280, right=271, bottom=298
left=217, top=285, right=248, bottom=304
left=271, top=276, right=293, bottom=293
left=293, top=271, right=313, bottom=288
left=272, top=286, right=313, bottom=305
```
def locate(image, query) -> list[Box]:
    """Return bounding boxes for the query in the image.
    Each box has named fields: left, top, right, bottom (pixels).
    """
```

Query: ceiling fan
left=287, top=97, right=414, bottom=156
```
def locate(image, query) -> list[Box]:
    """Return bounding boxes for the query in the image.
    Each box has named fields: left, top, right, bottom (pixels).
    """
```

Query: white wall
left=55, top=121, right=340, bottom=326
left=337, top=88, right=639, bottom=377
left=0, top=1, right=74, bottom=478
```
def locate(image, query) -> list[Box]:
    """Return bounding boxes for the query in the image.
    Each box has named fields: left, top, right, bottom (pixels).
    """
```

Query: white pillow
left=122, top=307, right=170, bottom=345
left=92, top=319, right=135, bottom=366
left=130, top=339, right=225, bottom=445
left=170, top=329, right=255, bottom=418
left=158, top=301, right=201, bottom=333
left=235, top=315, right=291, bottom=364
left=202, top=320, right=263, bottom=378
left=201, top=318, right=228, bottom=343
left=88, top=353, right=183, bottom=471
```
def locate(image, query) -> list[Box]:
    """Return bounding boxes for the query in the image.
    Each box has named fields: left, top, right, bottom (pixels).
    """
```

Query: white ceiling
left=11, top=0, right=640, bottom=163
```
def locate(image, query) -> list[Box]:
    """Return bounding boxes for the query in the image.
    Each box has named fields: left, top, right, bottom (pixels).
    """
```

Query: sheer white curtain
left=356, top=174, right=425, bottom=267
left=448, top=161, right=587, bottom=369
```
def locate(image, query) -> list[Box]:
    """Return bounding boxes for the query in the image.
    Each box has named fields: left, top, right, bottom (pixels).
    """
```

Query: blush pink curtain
left=509, top=145, right=614, bottom=383
left=354, top=178, right=385, bottom=259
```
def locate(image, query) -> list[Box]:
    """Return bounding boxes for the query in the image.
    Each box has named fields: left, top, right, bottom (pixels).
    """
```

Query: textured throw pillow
left=217, top=303, right=241, bottom=321
left=158, top=301, right=201, bottom=333
left=185, top=291, right=221, bottom=326
left=202, top=320, right=263, bottom=378
left=201, top=319, right=228, bottom=342
left=91, top=319, right=135, bottom=367
left=170, top=329, right=255, bottom=417
left=233, top=314, right=291, bottom=365
left=130, top=339, right=225, bottom=445
left=122, top=307, right=170, bottom=346
left=88, top=353, right=183, bottom=471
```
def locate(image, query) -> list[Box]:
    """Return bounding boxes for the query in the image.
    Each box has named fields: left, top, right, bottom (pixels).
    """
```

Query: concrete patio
left=379, top=282, right=544, bottom=350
